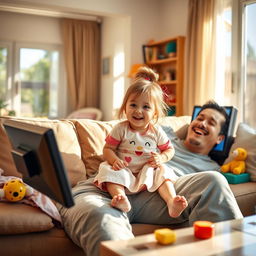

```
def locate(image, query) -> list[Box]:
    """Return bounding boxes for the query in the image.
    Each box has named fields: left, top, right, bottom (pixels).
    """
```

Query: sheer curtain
left=184, top=0, right=230, bottom=115
left=61, top=19, right=100, bottom=113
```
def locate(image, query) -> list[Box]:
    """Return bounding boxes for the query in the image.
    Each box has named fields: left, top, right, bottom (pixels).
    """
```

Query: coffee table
left=100, top=215, right=256, bottom=256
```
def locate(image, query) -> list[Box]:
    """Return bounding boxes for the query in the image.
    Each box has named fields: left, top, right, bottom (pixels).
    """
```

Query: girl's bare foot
left=167, top=195, right=188, bottom=218
left=111, top=194, right=131, bottom=212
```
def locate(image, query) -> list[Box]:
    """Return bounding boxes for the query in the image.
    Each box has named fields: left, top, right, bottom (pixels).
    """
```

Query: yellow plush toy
left=221, top=147, right=247, bottom=175
left=0, top=179, right=33, bottom=202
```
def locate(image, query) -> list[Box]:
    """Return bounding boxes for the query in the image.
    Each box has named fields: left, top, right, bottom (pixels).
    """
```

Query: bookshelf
left=143, top=36, right=185, bottom=116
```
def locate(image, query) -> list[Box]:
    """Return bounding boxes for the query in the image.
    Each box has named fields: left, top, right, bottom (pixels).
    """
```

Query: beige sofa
left=0, top=116, right=255, bottom=256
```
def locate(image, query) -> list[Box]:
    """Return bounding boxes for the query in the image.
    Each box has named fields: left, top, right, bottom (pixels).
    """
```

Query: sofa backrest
left=0, top=115, right=191, bottom=183
left=70, top=116, right=191, bottom=178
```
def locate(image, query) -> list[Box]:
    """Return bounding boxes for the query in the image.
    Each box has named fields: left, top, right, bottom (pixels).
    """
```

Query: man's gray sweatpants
left=57, top=171, right=243, bottom=256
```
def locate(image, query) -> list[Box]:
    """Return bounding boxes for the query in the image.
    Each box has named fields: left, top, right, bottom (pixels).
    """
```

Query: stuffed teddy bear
left=0, top=179, right=33, bottom=202
left=221, top=147, right=247, bottom=175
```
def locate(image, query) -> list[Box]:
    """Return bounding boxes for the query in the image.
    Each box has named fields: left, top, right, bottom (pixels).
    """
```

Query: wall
left=0, top=0, right=162, bottom=63
left=97, top=0, right=163, bottom=120
left=0, top=0, right=189, bottom=120
left=0, top=11, right=62, bottom=44
left=101, top=16, right=131, bottom=121
left=159, top=0, right=189, bottom=40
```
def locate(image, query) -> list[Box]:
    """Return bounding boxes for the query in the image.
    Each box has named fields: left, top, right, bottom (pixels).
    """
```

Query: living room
left=1, top=0, right=255, bottom=128
left=0, top=0, right=256, bottom=256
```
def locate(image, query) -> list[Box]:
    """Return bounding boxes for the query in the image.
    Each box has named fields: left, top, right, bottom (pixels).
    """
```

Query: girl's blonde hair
left=118, top=66, right=168, bottom=122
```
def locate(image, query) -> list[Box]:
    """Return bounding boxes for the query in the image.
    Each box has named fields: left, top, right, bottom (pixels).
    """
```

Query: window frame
left=0, top=41, right=13, bottom=107
left=233, top=0, right=256, bottom=123
left=0, top=40, right=66, bottom=118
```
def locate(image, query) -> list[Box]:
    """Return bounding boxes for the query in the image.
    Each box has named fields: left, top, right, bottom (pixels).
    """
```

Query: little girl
left=94, top=67, right=187, bottom=218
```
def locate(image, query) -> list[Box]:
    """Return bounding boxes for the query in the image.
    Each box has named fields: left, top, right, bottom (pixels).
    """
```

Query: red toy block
left=194, top=221, right=215, bottom=239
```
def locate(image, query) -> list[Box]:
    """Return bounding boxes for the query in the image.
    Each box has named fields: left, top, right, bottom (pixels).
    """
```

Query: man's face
left=184, top=108, right=225, bottom=155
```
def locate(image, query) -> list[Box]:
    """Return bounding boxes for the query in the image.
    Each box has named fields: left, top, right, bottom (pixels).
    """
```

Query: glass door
left=0, top=41, right=63, bottom=118
left=241, top=1, right=256, bottom=128
left=16, top=46, right=60, bottom=117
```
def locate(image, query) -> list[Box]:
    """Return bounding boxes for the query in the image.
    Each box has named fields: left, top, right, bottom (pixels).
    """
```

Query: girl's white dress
left=94, top=121, right=178, bottom=193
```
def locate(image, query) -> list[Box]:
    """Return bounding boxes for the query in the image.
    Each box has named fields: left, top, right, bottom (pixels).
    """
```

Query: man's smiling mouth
left=193, top=127, right=209, bottom=136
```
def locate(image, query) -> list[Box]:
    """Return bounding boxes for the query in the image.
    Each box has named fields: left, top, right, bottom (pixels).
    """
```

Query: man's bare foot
left=167, top=195, right=188, bottom=218
left=111, top=194, right=131, bottom=212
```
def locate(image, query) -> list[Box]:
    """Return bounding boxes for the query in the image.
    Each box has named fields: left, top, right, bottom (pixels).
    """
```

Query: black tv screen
left=3, top=120, right=74, bottom=208
left=191, top=106, right=237, bottom=164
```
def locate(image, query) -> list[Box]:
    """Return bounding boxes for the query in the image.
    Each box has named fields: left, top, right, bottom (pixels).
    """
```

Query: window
left=240, top=1, right=256, bottom=128
left=19, top=47, right=59, bottom=117
left=0, top=42, right=64, bottom=118
left=215, top=1, right=234, bottom=106
left=217, top=0, right=256, bottom=128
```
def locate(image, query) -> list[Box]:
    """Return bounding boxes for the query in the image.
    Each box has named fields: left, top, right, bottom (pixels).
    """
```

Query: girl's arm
left=103, top=143, right=128, bottom=170
left=148, top=148, right=174, bottom=168
left=160, top=147, right=175, bottom=162
left=103, top=143, right=119, bottom=165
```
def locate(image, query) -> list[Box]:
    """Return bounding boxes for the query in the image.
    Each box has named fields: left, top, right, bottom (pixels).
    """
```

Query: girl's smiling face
left=125, top=93, right=155, bottom=131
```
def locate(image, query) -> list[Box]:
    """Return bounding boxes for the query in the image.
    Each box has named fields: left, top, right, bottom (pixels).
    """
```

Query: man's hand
left=148, top=152, right=162, bottom=168
left=112, top=159, right=128, bottom=170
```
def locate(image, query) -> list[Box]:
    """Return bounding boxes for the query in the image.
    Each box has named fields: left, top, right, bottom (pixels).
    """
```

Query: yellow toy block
left=154, top=228, right=176, bottom=245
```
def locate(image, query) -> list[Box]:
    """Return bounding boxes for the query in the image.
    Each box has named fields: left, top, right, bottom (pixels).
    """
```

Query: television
left=191, top=106, right=238, bottom=164
left=3, top=120, right=74, bottom=208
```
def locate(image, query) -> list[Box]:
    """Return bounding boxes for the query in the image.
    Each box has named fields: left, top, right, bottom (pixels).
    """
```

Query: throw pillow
left=73, top=119, right=119, bottom=178
left=223, top=122, right=256, bottom=181
left=0, top=203, right=54, bottom=234
left=0, top=120, right=21, bottom=177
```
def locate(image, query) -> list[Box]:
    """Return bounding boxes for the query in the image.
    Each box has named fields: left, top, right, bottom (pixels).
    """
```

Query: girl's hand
left=148, top=152, right=162, bottom=168
left=112, top=159, right=128, bottom=170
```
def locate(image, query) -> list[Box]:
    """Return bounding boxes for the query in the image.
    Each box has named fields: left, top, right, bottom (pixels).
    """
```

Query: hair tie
left=145, top=77, right=151, bottom=81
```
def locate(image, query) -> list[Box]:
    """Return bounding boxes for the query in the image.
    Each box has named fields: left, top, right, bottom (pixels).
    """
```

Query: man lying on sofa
left=57, top=100, right=243, bottom=256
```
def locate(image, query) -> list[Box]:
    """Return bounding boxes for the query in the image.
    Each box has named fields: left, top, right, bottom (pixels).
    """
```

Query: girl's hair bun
left=135, top=66, right=159, bottom=82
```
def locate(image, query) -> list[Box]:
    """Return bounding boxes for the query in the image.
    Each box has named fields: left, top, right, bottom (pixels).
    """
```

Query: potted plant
left=0, top=98, right=15, bottom=116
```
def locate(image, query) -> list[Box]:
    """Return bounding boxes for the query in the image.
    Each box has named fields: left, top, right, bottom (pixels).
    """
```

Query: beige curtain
left=184, top=0, right=216, bottom=115
left=61, top=19, right=100, bottom=112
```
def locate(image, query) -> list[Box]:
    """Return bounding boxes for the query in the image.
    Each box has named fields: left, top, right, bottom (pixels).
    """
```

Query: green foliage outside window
left=21, top=51, right=50, bottom=117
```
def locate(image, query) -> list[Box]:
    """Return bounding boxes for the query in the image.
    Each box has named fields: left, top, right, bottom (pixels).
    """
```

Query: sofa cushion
left=72, top=116, right=191, bottom=178
left=224, top=123, right=256, bottom=181
left=71, top=119, right=119, bottom=177
left=0, top=117, right=86, bottom=187
left=0, top=203, right=54, bottom=234
left=0, top=120, right=21, bottom=178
